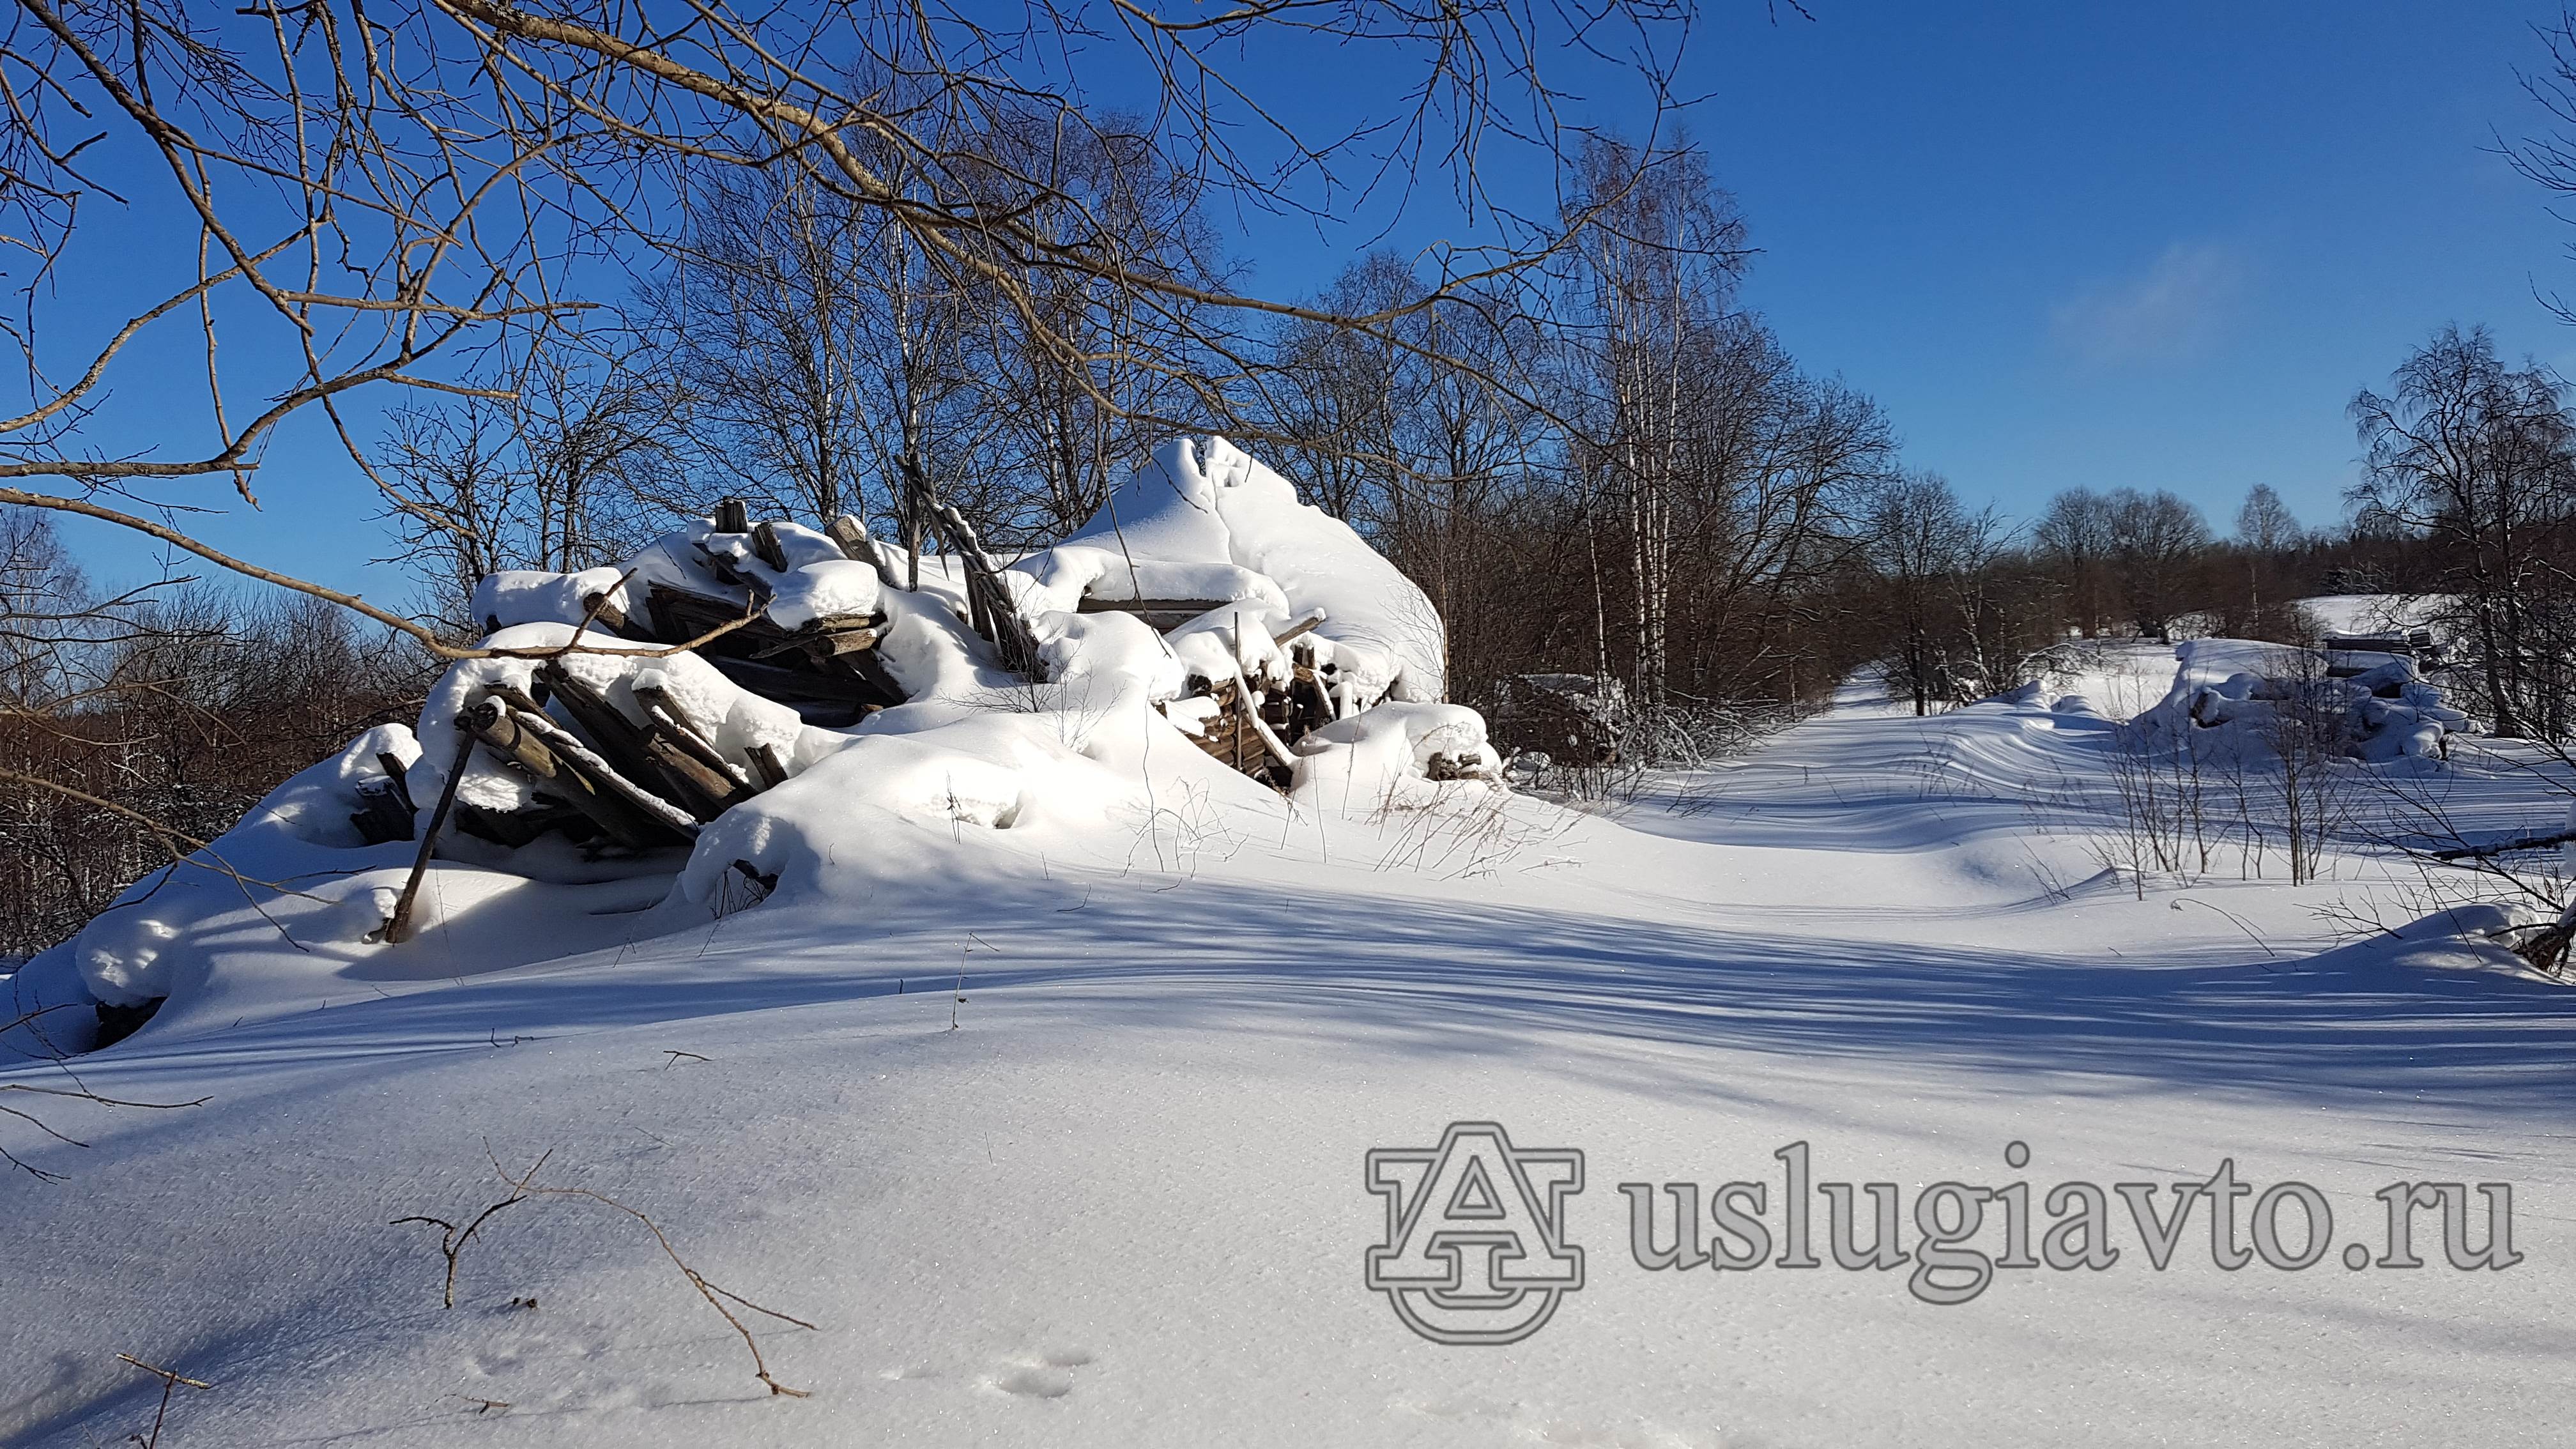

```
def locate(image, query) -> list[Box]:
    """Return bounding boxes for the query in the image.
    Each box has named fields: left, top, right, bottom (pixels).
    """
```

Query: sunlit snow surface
left=6, top=663, right=2576, bottom=1445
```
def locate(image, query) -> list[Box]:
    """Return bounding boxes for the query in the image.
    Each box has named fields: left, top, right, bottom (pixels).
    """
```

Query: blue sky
left=1644, top=1, right=2576, bottom=536
left=49, top=1, right=2576, bottom=596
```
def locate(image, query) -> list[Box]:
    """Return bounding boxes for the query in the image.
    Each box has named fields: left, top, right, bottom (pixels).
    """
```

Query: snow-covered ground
left=7, top=656, right=2573, bottom=1446
left=2298, top=592, right=2453, bottom=640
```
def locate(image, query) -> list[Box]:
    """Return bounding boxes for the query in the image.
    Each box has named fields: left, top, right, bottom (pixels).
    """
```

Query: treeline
left=0, top=512, right=425, bottom=962
left=366, top=132, right=2575, bottom=751
left=381, top=141, right=1912, bottom=740
left=1859, top=325, right=2576, bottom=735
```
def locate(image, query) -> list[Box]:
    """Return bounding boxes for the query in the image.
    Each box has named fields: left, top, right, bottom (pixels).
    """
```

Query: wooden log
left=1273, top=609, right=1328, bottom=647
left=746, top=742, right=790, bottom=790
left=642, top=582, right=907, bottom=710
left=746, top=618, right=882, bottom=661
left=498, top=703, right=703, bottom=840
left=640, top=732, right=752, bottom=820
left=750, top=520, right=790, bottom=572
left=535, top=666, right=656, bottom=765
left=534, top=664, right=732, bottom=819
left=383, top=731, right=475, bottom=943
left=459, top=699, right=676, bottom=850
left=714, top=497, right=749, bottom=534
left=1077, top=596, right=1235, bottom=632
left=807, top=619, right=884, bottom=657
left=827, top=513, right=899, bottom=590
left=579, top=590, right=631, bottom=636
left=825, top=512, right=870, bottom=560
left=630, top=681, right=757, bottom=795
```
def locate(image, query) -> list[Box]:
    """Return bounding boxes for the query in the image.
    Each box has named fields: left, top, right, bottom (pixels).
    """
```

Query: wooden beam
left=383, top=732, right=474, bottom=943
left=459, top=699, right=688, bottom=850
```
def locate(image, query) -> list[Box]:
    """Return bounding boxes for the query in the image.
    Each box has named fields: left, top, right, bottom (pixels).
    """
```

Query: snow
left=8, top=509, right=2576, bottom=1447
left=470, top=567, right=631, bottom=632
left=1016, top=436, right=1446, bottom=703
left=763, top=558, right=883, bottom=631
left=27, top=438, right=1494, bottom=1027
left=2297, top=592, right=2453, bottom=640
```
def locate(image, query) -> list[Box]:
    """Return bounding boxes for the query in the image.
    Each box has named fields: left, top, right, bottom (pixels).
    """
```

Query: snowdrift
left=8, top=438, right=1499, bottom=1052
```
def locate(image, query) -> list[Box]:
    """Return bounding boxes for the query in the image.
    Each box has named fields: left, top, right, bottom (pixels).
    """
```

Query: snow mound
left=1013, top=436, right=1447, bottom=704
left=46, top=438, right=1500, bottom=1038
left=2132, top=637, right=2478, bottom=763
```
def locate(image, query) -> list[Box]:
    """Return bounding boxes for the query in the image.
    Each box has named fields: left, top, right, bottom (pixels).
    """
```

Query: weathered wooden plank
left=383, top=732, right=475, bottom=943
left=630, top=681, right=758, bottom=797
left=1078, top=596, right=1234, bottom=632
left=461, top=698, right=689, bottom=850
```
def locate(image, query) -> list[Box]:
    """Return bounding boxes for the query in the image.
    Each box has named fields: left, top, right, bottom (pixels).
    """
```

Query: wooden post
left=578, top=590, right=630, bottom=635
left=383, top=730, right=475, bottom=944
left=714, top=497, right=749, bottom=534
left=750, top=520, right=790, bottom=573
left=828, top=513, right=898, bottom=591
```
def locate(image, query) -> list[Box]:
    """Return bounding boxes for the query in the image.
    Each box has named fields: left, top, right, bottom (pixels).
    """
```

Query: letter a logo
left=1365, top=1121, right=1585, bottom=1344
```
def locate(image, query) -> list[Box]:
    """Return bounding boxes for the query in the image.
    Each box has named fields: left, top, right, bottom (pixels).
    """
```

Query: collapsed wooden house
left=36, top=437, right=1493, bottom=1054
left=351, top=489, right=1402, bottom=908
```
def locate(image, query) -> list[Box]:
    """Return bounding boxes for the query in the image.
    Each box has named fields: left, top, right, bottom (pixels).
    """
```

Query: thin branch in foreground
left=116, top=1354, right=213, bottom=1449
left=523, top=1176, right=817, bottom=1397
left=390, top=1148, right=551, bottom=1308
left=395, top=1147, right=817, bottom=1397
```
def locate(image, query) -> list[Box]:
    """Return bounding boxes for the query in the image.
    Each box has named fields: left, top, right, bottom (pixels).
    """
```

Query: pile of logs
left=349, top=495, right=1374, bottom=942
left=640, top=498, right=906, bottom=726
left=351, top=660, right=780, bottom=857
left=1168, top=614, right=1353, bottom=788
left=354, top=495, right=1060, bottom=879
left=364, top=665, right=793, bottom=942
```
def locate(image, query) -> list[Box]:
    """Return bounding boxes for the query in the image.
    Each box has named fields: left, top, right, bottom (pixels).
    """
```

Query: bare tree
left=2034, top=487, right=2119, bottom=637
left=2350, top=325, right=2576, bottom=740
left=2105, top=489, right=2213, bottom=641
left=1862, top=471, right=2006, bottom=715
left=1565, top=137, right=1752, bottom=709
left=383, top=337, right=677, bottom=626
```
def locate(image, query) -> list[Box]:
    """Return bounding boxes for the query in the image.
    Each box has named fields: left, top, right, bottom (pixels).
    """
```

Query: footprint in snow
left=993, top=1366, right=1073, bottom=1399
left=988, top=1347, right=1094, bottom=1399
